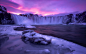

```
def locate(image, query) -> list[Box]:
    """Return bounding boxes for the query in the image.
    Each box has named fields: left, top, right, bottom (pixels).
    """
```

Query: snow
left=25, top=49, right=50, bottom=54
left=40, top=41, right=48, bottom=44
left=69, top=23, right=86, bottom=25
left=0, top=25, right=86, bottom=54
left=0, top=25, right=22, bottom=35
left=43, top=49, right=50, bottom=53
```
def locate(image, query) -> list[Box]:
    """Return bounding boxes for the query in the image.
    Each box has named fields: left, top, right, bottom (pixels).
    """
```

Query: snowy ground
left=0, top=25, right=86, bottom=54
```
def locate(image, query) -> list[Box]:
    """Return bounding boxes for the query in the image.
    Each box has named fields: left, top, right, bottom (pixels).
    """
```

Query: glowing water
left=11, top=14, right=34, bottom=27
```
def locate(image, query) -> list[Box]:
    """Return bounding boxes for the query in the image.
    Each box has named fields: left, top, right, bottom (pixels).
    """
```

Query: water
left=11, top=14, right=33, bottom=25
left=22, top=13, right=86, bottom=25
left=33, top=25, right=86, bottom=47
left=0, top=25, right=86, bottom=54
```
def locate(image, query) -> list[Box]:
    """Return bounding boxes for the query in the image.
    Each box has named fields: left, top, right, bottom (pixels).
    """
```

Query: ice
left=69, top=23, right=86, bottom=25
left=0, top=25, right=22, bottom=35
left=25, top=49, right=50, bottom=54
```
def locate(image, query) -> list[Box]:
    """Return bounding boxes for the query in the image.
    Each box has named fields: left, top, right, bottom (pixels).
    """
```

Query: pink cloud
left=0, top=0, right=86, bottom=16
left=17, top=6, right=57, bottom=16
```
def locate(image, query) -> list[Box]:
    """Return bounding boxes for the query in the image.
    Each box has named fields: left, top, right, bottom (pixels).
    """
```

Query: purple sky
left=0, top=0, right=86, bottom=16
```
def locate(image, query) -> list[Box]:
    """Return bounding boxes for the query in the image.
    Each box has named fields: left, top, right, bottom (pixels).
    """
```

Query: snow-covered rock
left=22, top=30, right=36, bottom=37
left=21, top=30, right=51, bottom=45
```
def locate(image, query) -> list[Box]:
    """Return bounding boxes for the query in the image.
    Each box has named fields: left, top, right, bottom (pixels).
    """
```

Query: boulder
left=28, top=37, right=51, bottom=45
left=21, top=30, right=51, bottom=45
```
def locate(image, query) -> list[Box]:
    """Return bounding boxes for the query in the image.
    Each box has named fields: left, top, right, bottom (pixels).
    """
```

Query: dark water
left=33, top=25, right=86, bottom=47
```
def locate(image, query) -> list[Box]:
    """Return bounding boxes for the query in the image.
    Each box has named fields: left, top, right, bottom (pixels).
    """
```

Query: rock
left=0, top=36, right=9, bottom=48
left=22, top=30, right=36, bottom=37
left=76, top=11, right=86, bottom=23
left=0, top=5, right=15, bottom=24
left=7, top=46, right=14, bottom=51
left=21, top=30, right=51, bottom=45
left=14, top=27, right=28, bottom=31
left=22, top=36, right=51, bottom=45
left=7, top=44, right=19, bottom=51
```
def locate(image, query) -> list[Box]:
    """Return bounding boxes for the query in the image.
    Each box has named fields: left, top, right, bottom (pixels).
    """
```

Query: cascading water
left=11, top=11, right=86, bottom=25
left=11, top=14, right=35, bottom=27
left=28, top=14, right=86, bottom=25
left=28, top=16, right=65, bottom=25
left=27, top=16, right=68, bottom=25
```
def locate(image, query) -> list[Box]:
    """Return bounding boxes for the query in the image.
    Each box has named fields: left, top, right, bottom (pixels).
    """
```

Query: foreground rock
left=21, top=30, right=51, bottom=45
left=0, top=35, right=9, bottom=48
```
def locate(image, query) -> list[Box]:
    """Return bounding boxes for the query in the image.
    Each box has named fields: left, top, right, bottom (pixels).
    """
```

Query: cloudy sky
left=0, top=0, right=86, bottom=16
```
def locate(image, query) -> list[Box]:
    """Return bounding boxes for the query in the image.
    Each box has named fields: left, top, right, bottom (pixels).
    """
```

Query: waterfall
left=11, top=14, right=34, bottom=27
left=11, top=12, right=86, bottom=25
left=27, top=16, right=67, bottom=25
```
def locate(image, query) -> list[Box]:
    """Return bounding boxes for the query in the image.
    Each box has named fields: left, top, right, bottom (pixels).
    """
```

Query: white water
left=11, top=14, right=86, bottom=25
left=26, top=14, right=77, bottom=25
left=11, top=14, right=35, bottom=28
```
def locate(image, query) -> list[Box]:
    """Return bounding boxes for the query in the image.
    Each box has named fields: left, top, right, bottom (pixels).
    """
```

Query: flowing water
left=33, top=25, right=86, bottom=47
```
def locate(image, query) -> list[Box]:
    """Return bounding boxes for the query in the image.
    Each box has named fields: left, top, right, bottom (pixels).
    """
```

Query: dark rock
left=22, top=30, right=34, bottom=35
left=0, top=36, right=9, bottom=48
left=14, top=27, right=36, bottom=31
left=65, top=14, right=73, bottom=24
left=0, top=5, right=15, bottom=24
left=14, top=27, right=28, bottom=31
left=75, top=11, right=86, bottom=23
